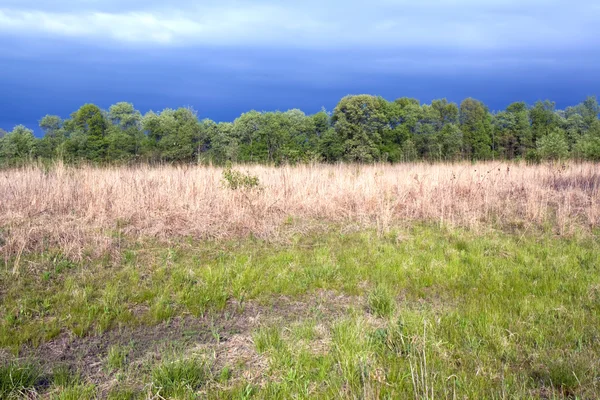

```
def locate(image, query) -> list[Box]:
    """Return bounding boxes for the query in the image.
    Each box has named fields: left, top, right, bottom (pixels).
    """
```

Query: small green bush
left=221, top=167, right=261, bottom=191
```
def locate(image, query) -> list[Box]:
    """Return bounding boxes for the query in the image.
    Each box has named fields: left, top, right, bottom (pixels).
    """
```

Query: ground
left=1, top=225, right=599, bottom=399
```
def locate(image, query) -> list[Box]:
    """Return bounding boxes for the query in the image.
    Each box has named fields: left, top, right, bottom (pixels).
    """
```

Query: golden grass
left=1, top=162, right=598, bottom=263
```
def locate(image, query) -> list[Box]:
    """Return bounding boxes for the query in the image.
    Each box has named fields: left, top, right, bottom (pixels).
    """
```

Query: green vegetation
left=1, top=95, right=600, bottom=166
left=151, top=358, right=208, bottom=398
left=1, top=225, right=599, bottom=398
left=0, top=361, right=43, bottom=398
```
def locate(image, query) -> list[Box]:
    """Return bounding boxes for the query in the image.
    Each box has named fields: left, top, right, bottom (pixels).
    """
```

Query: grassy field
left=1, top=163, right=599, bottom=399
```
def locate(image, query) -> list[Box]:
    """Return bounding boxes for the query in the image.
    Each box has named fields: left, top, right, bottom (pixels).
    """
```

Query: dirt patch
left=8, top=290, right=360, bottom=395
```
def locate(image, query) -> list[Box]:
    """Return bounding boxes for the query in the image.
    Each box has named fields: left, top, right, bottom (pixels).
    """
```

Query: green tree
left=106, top=102, right=144, bottom=161
left=493, top=103, right=532, bottom=159
left=460, top=98, right=493, bottom=160
left=209, top=122, right=239, bottom=163
left=0, top=125, right=36, bottom=165
left=573, top=121, right=600, bottom=160
left=530, top=100, right=558, bottom=143
left=580, top=96, right=600, bottom=129
left=154, top=108, right=202, bottom=162
left=537, top=128, right=569, bottom=160
left=71, top=103, right=108, bottom=161
left=332, top=95, right=388, bottom=162
left=108, top=102, right=142, bottom=130
left=37, top=115, right=66, bottom=159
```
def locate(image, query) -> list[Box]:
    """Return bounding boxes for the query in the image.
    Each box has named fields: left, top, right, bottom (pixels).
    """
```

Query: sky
left=1, top=0, right=599, bottom=134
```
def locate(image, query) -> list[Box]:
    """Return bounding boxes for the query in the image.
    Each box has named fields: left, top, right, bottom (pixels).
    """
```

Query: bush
left=221, top=167, right=261, bottom=191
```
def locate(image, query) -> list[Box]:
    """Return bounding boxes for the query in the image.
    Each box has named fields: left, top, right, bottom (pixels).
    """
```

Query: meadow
left=1, top=162, right=599, bottom=399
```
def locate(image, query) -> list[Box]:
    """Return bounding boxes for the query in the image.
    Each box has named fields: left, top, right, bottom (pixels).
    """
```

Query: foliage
left=537, top=128, right=569, bottom=160
left=221, top=166, right=261, bottom=191
left=1, top=95, right=600, bottom=166
left=0, top=361, right=43, bottom=398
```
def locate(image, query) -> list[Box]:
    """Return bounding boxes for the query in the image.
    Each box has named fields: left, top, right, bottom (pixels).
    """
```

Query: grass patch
left=1, top=225, right=600, bottom=398
left=106, top=345, right=129, bottom=371
left=367, top=285, right=396, bottom=317
left=52, top=384, right=96, bottom=400
left=151, top=358, right=208, bottom=398
left=0, top=361, right=43, bottom=398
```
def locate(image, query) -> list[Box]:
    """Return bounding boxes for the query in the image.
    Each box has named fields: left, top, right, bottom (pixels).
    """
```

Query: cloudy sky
left=1, top=0, right=599, bottom=133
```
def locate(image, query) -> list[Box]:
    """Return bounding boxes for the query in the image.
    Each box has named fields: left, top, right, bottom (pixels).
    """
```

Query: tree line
left=1, top=95, right=599, bottom=166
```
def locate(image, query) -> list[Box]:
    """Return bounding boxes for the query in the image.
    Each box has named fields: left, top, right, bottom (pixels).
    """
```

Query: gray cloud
left=0, top=1, right=598, bottom=49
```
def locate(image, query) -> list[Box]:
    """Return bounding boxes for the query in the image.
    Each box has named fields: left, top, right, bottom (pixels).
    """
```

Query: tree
left=431, top=98, right=459, bottom=127
left=561, top=113, right=586, bottom=149
left=493, top=102, right=532, bottom=159
left=537, top=128, right=569, bottom=160
left=70, top=103, right=108, bottom=161
left=573, top=121, right=600, bottom=160
left=106, top=102, right=144, bottom=161
left=0, top=125, right=36, bottom=164
left=460, top=98, right=493, bottom=160
left=580, top=96, right=600, bottom=129
left=108, top=102, right=142, bottom=130
left=232, top=111, right=264, bottom=162
left=37, top=115, right=66, bottom=159
left=530, top=100, right=558, bottom=142
left=209, top=122, right=239, bottom=163
left=332, top=95, right=387, bottom=162
left=140, top=107, right=202, bottom=163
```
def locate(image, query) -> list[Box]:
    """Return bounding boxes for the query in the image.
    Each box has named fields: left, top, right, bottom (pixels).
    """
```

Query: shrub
left=221, top=167, right=261, bottom=191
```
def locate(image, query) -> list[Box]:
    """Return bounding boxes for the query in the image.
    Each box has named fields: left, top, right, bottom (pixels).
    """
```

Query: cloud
left=0, top=1, right=598, bottom=49
left=0, top=6, right=306, bottom=45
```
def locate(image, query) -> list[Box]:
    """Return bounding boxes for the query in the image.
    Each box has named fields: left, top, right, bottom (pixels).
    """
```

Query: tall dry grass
left=1, top=162, right=598, bottom=262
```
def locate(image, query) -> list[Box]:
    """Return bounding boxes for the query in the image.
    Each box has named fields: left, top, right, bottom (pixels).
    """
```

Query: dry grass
left=1, top=161, right=598, bottom=262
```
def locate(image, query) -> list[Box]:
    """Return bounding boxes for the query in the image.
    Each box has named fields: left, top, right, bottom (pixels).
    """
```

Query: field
left=1, top=162, right=599, bottom=399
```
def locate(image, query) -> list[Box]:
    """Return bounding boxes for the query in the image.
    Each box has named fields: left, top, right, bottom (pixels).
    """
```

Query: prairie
left=0, top=162, right=599, bottom=399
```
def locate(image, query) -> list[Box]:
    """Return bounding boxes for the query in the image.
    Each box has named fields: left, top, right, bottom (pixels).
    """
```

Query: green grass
left=106, top=345, right=129, bottom=371
left=51, top=384, right=96, bottom=400
left=1, top=224, right=600, bottom=398
left=0, top=361, right=43, bottom=398
left=151, top=358, right=208, bottom=399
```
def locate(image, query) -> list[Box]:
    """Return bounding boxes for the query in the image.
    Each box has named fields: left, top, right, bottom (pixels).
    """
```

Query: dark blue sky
left=1, top=1, right=599, bottom=135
